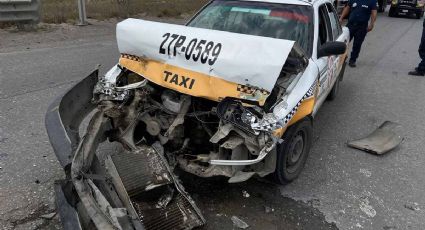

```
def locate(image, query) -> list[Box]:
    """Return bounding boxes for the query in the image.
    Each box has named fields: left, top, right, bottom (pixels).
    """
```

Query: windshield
left=188, top=0, right=314, bottom=56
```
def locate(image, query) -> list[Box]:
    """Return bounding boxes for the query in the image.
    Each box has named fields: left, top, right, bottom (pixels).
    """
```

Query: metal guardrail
left=0, top=0, right=40, bottom=23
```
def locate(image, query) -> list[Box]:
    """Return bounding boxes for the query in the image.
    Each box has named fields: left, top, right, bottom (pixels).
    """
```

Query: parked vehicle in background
left=389, top=0, right=425, bottom=18
left=378, top=0, right=388, bottom=12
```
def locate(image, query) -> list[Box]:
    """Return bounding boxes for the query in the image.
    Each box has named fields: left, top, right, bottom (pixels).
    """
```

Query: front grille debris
left=109, top=145, right=205, bottom=230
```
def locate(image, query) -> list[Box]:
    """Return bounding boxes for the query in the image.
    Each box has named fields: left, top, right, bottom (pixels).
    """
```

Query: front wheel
left=271, top=118, right=313, bottom=185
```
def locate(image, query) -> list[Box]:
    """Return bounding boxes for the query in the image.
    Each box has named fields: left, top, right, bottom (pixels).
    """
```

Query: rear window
left=188, top=0, right=314, bottom=56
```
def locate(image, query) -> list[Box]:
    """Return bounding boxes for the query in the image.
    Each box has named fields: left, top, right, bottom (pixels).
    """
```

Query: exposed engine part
left=94, top=65, right=148, bottom=101
left=210, top=138, right=276, bottom=166
left=161, top=90, right=184, bottom=113
left=71, top=67, right=283, bottom=229
left=164, top=95, right=191, bottom=138
left=94, top=79, right=131, bottom=101
left=177, top=151, right=233, bottom=178
left=94, top=65, right=129, bottom=101
left=216, top=98, right=261, bottom=135
left=71, top=101, right=205, bottom=230
left=145, top=119, right=161, bottom=136
left=140, top=113, right=162, bottom=137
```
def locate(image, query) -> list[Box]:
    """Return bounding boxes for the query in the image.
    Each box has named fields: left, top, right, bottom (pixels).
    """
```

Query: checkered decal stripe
left=282, top=83, right=316, bottom=126
left=252, top=83, right=316, bottom=132
left=121, top=54, right=141, bottom=62
left=237, top=85, right=269, bottom=95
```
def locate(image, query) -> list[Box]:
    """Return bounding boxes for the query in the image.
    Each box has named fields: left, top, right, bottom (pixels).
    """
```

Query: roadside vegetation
left=41, top=0, right=209, bottom=23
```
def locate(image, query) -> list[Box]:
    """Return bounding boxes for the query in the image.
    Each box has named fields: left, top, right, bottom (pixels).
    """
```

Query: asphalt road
left=1, top=14, right=425, bottom=230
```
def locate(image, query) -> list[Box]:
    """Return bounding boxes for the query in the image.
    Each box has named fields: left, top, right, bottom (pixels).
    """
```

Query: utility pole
left=77, top=0, right=88, bottom=26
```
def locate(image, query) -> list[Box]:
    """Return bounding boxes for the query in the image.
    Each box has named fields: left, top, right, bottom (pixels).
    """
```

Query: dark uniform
left=418, top=20, right=425, bottom=72
left=410, top=20, right=425, bottom=75
left=346, top=0, right=377, bottom=64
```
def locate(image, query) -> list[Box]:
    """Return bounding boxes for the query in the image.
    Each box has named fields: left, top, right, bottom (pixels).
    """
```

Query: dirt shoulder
left=0, top=16, right=188, bottom=53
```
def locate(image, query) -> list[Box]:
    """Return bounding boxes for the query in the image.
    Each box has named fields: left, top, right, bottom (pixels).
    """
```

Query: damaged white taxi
left=45, top=0, right=350, bottom=229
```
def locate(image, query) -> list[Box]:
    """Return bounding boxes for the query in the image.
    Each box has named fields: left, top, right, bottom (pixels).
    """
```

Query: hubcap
left=286, top=131, right=305, bottom=173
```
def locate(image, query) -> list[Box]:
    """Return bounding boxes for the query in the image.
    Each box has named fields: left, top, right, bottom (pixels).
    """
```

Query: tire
left=389, top=7, right=397, bottom=17
left=339, top=59, right=347, bottom=82
left=271, top=118, right=313, bottom=185
left=327, top=65, right=343, bottom=101
left=416, top=12, right=421, bottom=19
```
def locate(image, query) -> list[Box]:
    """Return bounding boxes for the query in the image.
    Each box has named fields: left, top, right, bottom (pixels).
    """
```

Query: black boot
left=408, top=69, right=425, bottom=76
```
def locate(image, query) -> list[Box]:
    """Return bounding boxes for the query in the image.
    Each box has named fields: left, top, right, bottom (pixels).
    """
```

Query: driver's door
left=316, top=4, right=334, bottom=101
left=326, top=3, right=349, bottom=79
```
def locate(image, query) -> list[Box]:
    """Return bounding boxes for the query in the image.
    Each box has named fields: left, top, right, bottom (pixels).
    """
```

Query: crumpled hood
left=117, top=18, right=295, bottom=105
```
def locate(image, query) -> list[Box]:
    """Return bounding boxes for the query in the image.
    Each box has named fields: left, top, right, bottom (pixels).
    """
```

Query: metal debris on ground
left=404, top=203, right=420, bottom=211
left=359, top=196, right=376, bottom=218
left=231, top=216, right=250, bottom=229
left=347, top=121, right=403, bottom=155
left=40, top=212, right=56, bottom=219
left=242, top=190, right=250, bottom=198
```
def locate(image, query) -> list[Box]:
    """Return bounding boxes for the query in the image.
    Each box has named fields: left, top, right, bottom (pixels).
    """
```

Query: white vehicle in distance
left=45, top=0, right=350, bottom=229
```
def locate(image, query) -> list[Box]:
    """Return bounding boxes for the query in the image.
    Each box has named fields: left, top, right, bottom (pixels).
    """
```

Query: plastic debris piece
left=41, top=212, right=56, bottom=219
left=347, top=121, right=403, bottom=155
left=231, top=216, right=249, bottom=229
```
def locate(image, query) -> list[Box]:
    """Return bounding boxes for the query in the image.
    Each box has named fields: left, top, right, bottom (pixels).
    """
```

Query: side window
left=326, top=3, right=342, bottom=40
left=318, top=5, right=332, bottom=47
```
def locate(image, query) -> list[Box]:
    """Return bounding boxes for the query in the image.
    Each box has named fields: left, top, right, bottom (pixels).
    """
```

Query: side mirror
left=317, top=41, right=347, bottom=58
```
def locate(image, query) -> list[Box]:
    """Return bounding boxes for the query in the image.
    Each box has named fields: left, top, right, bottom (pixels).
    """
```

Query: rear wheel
left=327, top=76, right=340, bottom=101
left=272, top=118, right=313, bottom=185
left=416, top=11, right=422, bottom=19
left=339, top=59, right=347, bottom=81
left=327, top=62, right=345, bottom=101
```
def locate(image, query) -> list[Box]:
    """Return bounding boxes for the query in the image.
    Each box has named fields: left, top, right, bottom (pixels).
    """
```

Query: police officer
left=408, top=20, right=425, bottom=76
left=339, top=0, right=378, bottom=67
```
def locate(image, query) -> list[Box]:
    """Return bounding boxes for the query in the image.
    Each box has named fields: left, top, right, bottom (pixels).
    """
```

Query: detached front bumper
left=45, top=70, right=99, bottom=230
left=45, top=70, right=98, bottom=169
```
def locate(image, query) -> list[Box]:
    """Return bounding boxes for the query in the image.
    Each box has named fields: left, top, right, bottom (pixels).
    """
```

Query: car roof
left=236, top=0, right=335, bottom=6
left=237, top=0, right=313, bottom=6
